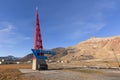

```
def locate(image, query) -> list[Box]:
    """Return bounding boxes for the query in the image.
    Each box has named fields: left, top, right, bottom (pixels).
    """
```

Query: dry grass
left=64, top=61, right=120, bottom=68
left=0, top=64, right=35, bottom=80
left=67, top=69, right=103, bottom=74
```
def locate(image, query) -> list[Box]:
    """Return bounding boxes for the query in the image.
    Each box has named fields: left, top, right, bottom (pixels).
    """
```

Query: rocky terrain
left=12, top=36, right=120, bottom=67
left=19, top=54, right=33, bottom=62
left=61, top=36, right=120, bottom=62
left=0, top=55, right=19, bottom=61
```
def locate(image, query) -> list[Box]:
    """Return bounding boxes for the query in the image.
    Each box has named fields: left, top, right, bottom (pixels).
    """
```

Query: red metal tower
left=34, top=8, right=44, bottom=57
left=34, top=9, right=43, bottom=50
left=32, top=8, right=55, bottom=70
left=34, top=9, right=43, bottom=49
left=32, top=8, right=44, bottom=70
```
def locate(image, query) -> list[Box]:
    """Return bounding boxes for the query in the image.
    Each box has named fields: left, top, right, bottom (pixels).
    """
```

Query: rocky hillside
left=20, top=36, right=120, bottom=64
left=19, top=54, right=33, bottom=62
left=48, top=47, right=67, bottom=60
left=0, top=55, right=19, bottom=61
left=61, top=36, right=120, bottom=62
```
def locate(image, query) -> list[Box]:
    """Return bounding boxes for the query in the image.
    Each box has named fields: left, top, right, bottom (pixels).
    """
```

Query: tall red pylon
left=32, top=8, right=44, bottom=70
left=32, top=8, right=55, bottom=70
left=34, top=8, right=43, bottom=50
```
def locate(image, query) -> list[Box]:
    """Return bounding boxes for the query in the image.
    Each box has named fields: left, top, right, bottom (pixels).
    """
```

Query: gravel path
left=23, top=69, right=120, bottom=80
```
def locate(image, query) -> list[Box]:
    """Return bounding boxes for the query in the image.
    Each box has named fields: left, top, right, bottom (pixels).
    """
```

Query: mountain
left=0, top=55, right=19, bottom=61
left=61, top=36, right=120, bottom=63
left=20, top=36, right=120, bottom=67
left=48, top=47, right=67, bottom=60
left=19, top=54, right=33, bottom=62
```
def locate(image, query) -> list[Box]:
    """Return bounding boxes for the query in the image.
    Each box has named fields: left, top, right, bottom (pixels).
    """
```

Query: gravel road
left=23, top=69, right=120, bottom=80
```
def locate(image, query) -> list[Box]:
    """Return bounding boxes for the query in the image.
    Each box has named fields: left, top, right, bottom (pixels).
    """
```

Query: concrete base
left=32, top=57, right=47, bottom=70
left=32, top=58, right=38, bottom=70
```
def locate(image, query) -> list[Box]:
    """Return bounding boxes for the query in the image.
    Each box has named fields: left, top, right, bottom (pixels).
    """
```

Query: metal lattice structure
left=34, top=9, right=43, bottom=50
left=32, top=8, right=55, bottom=70
left=33, top=8, right=44, bottom=58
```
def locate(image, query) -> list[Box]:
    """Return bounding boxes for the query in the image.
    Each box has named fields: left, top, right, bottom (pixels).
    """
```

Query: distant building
left=16, top=62, right=20, bottom=64
left=0, top=61, right=2, bottom=64
left=2, top=59, right=4, bottom=62
left=0, top=58, right=16, bottom=64
left=61, top=61, right=64, bottom=63
left=27, top=60, right=32, bottom=63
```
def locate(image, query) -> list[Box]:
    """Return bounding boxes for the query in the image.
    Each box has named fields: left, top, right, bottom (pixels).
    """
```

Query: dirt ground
left=0, top=64, right=33, bottom=80
left=23, top=63, right=120, bottom=80
left=0, top=63, right=120, bottom=80
left=24, top=69, right=120, bottom=80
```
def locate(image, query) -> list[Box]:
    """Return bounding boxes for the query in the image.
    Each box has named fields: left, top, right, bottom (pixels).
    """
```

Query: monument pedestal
left=32, top=56, right=48, bottom=70
left=32, top=57, right=38, bottom=70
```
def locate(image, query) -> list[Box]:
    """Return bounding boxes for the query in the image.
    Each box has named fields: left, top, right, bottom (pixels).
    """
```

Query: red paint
left=33, top=9, right=44, bottom=59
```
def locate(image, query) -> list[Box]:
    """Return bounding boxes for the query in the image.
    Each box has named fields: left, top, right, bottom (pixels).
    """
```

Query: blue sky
left=0, top=0, right=120, bottom=57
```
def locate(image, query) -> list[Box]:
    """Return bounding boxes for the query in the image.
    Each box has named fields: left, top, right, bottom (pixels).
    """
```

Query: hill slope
left=61, top=36, right=120, bottom=62
left=20, top=36, right=120, bottom=67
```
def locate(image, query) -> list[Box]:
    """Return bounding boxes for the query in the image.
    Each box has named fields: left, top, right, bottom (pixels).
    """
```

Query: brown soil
left=0, top=64, right=34, bottom=80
